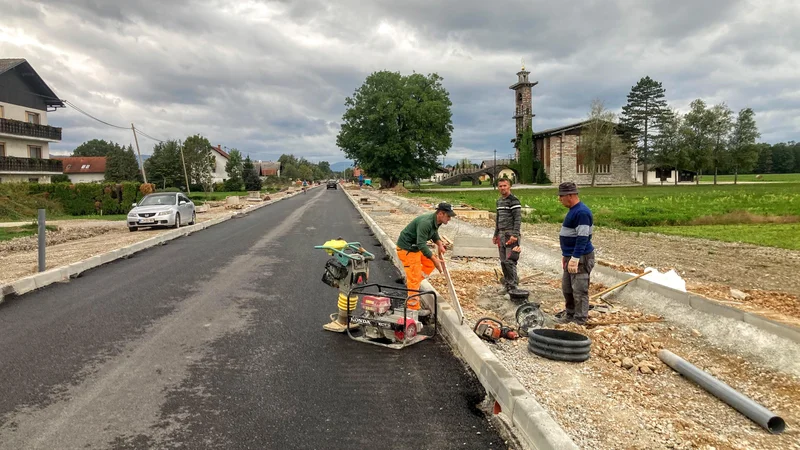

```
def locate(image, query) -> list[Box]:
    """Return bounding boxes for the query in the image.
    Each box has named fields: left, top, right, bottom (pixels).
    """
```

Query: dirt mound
left=0, top=226, right=115, bottom=252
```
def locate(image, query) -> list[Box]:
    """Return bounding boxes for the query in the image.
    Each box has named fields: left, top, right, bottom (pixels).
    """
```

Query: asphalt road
left=0, top=187, right=507, bottom=449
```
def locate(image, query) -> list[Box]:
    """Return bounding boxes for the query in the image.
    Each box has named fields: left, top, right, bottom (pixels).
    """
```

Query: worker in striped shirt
left=493, top=178, right=522, bottom=292
left=556, top=181, right=595, bottom=326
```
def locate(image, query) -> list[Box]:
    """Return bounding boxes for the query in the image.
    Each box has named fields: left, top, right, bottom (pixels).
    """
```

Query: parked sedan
left=127, top=192, right=196, bottom=232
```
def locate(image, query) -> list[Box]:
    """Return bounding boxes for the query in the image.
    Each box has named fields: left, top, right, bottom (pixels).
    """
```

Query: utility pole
left=131, top=123, right=148, bottom=184
left=493, top=149, right=497, bottom=190
left=179, top=141, right=191, bottom=193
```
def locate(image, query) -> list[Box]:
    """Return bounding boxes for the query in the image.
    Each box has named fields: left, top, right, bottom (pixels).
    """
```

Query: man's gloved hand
left=431, top=255, right=444, bottom=274
left=506, top=235, right=518, bottom=245
left=437, top=241, right=447, bottom=256
left=492, top=236, right=499, bottom=246
left=568, top=257, right=580, bottom=274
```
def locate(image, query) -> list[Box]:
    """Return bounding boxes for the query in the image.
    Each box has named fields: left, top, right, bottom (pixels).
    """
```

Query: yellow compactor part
left=338, top=292, right=359, bottom=311
left=322, top=239, right=348, bottom=255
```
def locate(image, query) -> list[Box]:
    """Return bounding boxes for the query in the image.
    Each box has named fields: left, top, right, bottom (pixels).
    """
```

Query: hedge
left=27, top=181, right=145, bottom=216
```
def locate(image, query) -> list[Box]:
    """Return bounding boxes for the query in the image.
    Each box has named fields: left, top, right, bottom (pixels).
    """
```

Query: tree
left=680, top=99, right=715, bottom=184
left=336, top=71, right=453, bottom=188
left=728, top=108, right=760, bottom=184
left=144, top=140, right=184, bottom=189
left=771, top=143, right=796, bottom=173
left=579, top=99, right=624, bottom=187
left=299, top=165, right=313, bottom=182
left=105, top=144, right=141, bottom=182
left=754, top=143, right=773, bottom=174
left=182, top=135, right=215, bottom=191
left=619, top=76, right=668, bottom=186
left=73, top=139, right=123, bottom=157
left=653, top=109, right=685, bottom=185
left=318, top=161, right=331, bottom=177
left=224, top=149, right=244, bottom=190
left=517, top=125, right=535, bottom=184
left=708, top=103, right=734, bottom=184
left=242, top=155, right=262, bottom=191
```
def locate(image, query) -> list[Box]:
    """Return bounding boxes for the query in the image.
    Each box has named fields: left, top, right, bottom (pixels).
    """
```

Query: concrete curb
left=342, top=187, right=578, bottom=450
left=0, top=191, right=301, bottom=305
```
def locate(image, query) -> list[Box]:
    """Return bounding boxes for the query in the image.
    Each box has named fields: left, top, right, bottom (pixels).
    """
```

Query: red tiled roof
left=260, top=167, right=278, bottom=176
left=52, top=156, right=106, bottom=174
left=212, top=145, right=229, bottom=159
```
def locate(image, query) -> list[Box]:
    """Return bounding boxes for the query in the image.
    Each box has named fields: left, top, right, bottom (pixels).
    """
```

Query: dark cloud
left=2, top=0, right=797, bottom=164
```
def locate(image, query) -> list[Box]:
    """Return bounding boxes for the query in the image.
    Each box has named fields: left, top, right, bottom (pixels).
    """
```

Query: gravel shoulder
left=357, top=188, right=800, bottom=450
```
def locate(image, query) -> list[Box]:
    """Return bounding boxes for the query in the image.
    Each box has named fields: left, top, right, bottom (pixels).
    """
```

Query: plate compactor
left=315, top=239, right=437, bottom=349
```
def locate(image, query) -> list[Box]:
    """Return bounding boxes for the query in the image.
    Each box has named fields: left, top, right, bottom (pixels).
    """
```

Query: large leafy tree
left=653, top=109, right=685, bottom=185
left=336, top=71, right=453, bottom=188
left=105, top=144, right=141, bottom=182
left=73, top=139, right=123, bottom=156
left=728, top=108, right=760, bottom=184
left=620, top=76, right=668, bottom=186
left=708, top=103, right=734, bottom=184
left=144, top=140, right=183, bottom=189
left=680, top=99, right=715, bottom=184
left=579, top=99, right=625, bottom=187
left=182, top=135, right=215, bottom=191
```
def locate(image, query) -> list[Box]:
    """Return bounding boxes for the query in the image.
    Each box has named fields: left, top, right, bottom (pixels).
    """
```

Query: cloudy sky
left=2, top=0, right=798, bottom=164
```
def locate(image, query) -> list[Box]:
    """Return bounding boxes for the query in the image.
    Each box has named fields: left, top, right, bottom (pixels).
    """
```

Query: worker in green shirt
left=395, top=202, right=456, bottom=311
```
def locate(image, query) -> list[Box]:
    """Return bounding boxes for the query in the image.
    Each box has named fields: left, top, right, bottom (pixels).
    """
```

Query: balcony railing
left=0, top=156, right=63, bottom=173
left=0, top=118, right=62, bottom=141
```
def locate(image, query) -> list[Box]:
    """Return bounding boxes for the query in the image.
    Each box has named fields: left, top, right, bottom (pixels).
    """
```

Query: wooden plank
left=440, top=257, right=464, bottom=325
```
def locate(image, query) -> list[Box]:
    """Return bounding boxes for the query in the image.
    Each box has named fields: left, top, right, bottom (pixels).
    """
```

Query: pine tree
left=620, top=76, right=668, bottom=185
left=517, top=124, right=534, bottom=184
left=243, top=155, right=262, bottom=191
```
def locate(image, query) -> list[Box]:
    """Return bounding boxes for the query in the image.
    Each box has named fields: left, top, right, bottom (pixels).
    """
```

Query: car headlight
left=156, top=211, right=172, bottom=216
left=127, top=212, right=137, bottom=217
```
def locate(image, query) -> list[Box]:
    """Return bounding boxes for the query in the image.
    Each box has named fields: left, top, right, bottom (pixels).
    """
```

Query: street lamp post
left=493, top=149, right=497, bottom=190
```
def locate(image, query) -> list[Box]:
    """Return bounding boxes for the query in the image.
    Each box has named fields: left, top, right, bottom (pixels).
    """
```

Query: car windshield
left=139, top=194, right=177, bottom=206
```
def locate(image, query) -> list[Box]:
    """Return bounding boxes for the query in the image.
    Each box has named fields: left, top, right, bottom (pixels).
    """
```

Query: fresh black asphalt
left=0, top=187, right=507, bottom=449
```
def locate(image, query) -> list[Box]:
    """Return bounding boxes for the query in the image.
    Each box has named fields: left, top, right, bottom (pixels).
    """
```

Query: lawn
left=416, top=180, right=491, bottom=189
left=0, top=224, right=58, bottom=242
left=697, top=173, right=800, bottom=183
left=404, top=183, right=800, bottom=249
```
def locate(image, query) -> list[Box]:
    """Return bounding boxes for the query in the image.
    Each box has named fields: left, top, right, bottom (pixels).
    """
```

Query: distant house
left=255, top=161, right=281, bottom=177
left=428, top=166, right=450, bottom=182
left=0, top=58, right=65, bottom=183
left=52, top=156, right=106, bottom=183
left=210, top=145, right=229, bottom=183
left=479, top=159, right=515, bottom=182
left=636, top=165, right=696, bottom=184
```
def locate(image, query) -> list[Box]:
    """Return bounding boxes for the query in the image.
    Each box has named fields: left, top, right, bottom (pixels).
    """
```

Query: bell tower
left=509, top=60, right=538, bottom=158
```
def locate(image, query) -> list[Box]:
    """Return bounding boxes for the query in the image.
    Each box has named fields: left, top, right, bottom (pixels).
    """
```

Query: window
left=0, top=105, right=4, bottom=118
left=0, top=142, right=5, bottom=157
left=28, top=145, right=43, bottom=159
left=27, top=112, right=40, bottom=124
left=29, top=178, right=40, bottom=183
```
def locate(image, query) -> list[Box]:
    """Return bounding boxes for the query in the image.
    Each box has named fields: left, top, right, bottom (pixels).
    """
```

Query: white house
left=52, top=156, right=106, bottom=183
left=0, top=58, right=65, bottom=183
left=636, top=165, right=696, bottom=184
left=210, top=144, right=229, bottom=183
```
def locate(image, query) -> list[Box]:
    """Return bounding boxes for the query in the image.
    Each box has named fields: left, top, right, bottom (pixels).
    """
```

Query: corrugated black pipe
left=658, top=349, right=786, bottom=434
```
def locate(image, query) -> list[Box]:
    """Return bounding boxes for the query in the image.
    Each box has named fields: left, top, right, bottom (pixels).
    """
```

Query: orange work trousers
left=396, top=247, right=435, bottom=310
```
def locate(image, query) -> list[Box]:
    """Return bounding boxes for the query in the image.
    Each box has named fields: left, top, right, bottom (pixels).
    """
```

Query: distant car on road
left=127, top=192, right=195, bottom=232
left=326, top=180, right=338, bottom=190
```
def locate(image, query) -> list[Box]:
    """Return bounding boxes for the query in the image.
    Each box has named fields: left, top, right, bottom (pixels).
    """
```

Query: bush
left=224, top=178, right=244, bottom=192
left=51, top=174, right=70, bottom=183
left=212, top=182, right=225, bottom=192
left=156, top=187, right=182, bottom=193
left=140, top=183, right=155, bottom=195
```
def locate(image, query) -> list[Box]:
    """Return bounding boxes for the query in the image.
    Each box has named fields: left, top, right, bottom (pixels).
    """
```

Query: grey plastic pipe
left=658, top=349, right=785, bottom=434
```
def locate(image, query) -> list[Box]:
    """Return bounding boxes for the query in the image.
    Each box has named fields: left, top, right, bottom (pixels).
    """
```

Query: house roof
left=52, top=156, right=106, bottom=174
left=532, top=120, right=593, bottom=138
left=211, top=145, right=229, bottom=159
left=0, top=58, right=65, bottom=108
left=255, top=161, right=280, bottom=170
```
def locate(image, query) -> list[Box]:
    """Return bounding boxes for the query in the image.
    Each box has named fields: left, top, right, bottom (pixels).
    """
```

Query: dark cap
left=436, top=202, right=456, bottom=217
left=558, top=182, right=579, bottom=196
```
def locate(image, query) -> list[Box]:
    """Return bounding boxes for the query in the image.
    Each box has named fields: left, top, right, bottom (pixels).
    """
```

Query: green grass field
left=0, top=224, right=58, bottom=242
left=405, top=183, right=800, bottom=249
left=697, top=173, right=800, bottom=183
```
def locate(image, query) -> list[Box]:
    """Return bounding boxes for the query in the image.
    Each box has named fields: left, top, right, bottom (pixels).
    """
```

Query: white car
left=127, top=192, right=196, bottom=232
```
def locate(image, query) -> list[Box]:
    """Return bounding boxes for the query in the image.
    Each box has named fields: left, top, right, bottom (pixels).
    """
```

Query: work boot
left=554, top=310, right=572, bottom=319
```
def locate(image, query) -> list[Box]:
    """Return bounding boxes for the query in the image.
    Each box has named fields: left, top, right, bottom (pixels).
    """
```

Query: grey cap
left=436, top=202, right=456, bottom=217
left=558, top=182, right=579, bottom=196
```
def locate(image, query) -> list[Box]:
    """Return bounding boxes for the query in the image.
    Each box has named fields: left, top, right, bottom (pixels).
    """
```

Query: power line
left=133, top=126, right=166, bottom=143
left=63, top=99, right=129, bottom=130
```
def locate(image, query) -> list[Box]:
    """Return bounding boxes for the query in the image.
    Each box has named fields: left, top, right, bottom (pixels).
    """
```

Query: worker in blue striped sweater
left=555, top=181, right=595, bottom=326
